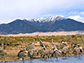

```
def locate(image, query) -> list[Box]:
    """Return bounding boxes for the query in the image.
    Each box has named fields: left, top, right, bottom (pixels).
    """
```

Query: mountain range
left=0, top=15, right=84, bottom=34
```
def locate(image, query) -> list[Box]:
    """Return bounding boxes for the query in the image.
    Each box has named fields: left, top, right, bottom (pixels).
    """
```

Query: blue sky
left=0, top=0, right=84, bottom=24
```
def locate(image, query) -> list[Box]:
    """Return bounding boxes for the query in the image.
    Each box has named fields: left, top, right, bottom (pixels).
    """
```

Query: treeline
left=0, top=35, right=84, bottom=47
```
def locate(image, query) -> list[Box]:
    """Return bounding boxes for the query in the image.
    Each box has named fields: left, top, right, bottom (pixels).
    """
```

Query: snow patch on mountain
left=45, top=15, right=67, bottom=21
left=28, top=15, right=67, bottom=22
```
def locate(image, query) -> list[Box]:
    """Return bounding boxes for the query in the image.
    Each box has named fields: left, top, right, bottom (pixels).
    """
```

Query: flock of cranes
left=17, top=35, right=83, bottom=61
left=0, top=35, right=83, bottom=62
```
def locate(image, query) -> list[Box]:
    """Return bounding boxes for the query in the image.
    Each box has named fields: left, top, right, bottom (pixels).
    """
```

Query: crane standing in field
left=51, top=39, right=61, bottom=60
left=0, top=43, right=8, bottom=60
left=27, top=39, right=38, bottom=59
left=56, top=41, right=67, bottom=50
left=52, top=48, right=61, bottom=60
left=37, top=35, right=46, bottom=48
left=72, top=44, right=83, bottom=58
left=17, top=48, right=28, bottom=61
left=60, top=41, right=72, bottom=59
left=51, top=38, right=57, bottom=49
left=61, top=46, right=71, bottom=58
left=36, top=35, right=50, bottom=58
left=0, top=43, right=8, bottom=55
left=37, top=39, right=52, bottom=58
left=28, top=49, right=34, bottom=59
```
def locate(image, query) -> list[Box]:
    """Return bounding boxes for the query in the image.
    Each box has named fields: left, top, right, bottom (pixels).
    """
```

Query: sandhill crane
left=34, top=48, right=39, bottom=56
left=61, top=46, right=71, bottom=58
left=61, top=41, right=71, bottom=58
left=37, top=35, right=46, bottom=47
left=51, top=39, right=61, bottom=59
left=71, top=43, right=78, bottom=54
left=40, top=48, right=56, bottom=59
left=36, top=43, right=48, bottom=58
left=0, top=43, right=4, bottom=50
left=72, top=44, right=83, bottom=58
left=51, top=39, right=64, bottom=49
left=28, top=49, right=34, bottom=59
left=0, top=50, right=8, bottom=56
left=34, top=35, right=49, bottom=58
left=56, top=41, right=67, bottom=50
left=51, top=38, right=57, bottom=49
left=17, top=49, right=28, bottom=60
left=40, top=39, right=56, bottom=58
left=41, top=39, right=61, bottom=59
left=51, top=39, right=58, bottom=56
left=26, top=39, right=39, bottom=59
left=40, top=49, right=49, bottom=58
left=51, top=48, right=61, bottom=60
left=0, top=43, right=8, bottom=60
left=37, top=42, right=52, bottom=58
left=71, top=43, right=77, bottom=51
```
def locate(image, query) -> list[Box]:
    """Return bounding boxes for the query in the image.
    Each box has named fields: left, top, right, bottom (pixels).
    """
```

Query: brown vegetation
left=0, top=34, right=84, bottom=61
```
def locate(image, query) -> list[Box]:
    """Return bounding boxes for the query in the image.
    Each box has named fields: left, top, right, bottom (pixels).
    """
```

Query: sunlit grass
left=0, top=35, right=84, bottom=47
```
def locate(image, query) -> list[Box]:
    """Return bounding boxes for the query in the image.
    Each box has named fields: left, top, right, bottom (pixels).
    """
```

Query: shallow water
left=1, top=55, right=84, bottom=63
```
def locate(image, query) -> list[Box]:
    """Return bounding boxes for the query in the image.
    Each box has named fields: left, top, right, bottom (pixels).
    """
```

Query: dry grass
left=0, top=31, right=84, bottom=61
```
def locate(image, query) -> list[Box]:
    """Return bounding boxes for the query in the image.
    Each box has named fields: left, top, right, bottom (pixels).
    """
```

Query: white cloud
left=0, top=0, right=84, bottom=24
left=80, top=12, right=84, bottom=15
left=68, top=15, right=84, bottom=23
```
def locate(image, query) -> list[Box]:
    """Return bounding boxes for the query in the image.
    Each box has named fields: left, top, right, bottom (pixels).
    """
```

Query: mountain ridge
left=0, top=15, right=84, bottom=34
left=28, top=15, right=67, bottom=22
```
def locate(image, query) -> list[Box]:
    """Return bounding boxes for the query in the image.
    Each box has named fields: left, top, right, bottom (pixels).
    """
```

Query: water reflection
left=1, top=55, right=84, bottom=63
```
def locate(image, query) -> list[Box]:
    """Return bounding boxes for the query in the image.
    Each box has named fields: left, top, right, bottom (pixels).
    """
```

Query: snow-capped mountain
left=29, top=18, right=44, bottom=22
left=28, top=15, right=67, bottom=22
left=0, top=15, right=84, bottom=34
left=44, top=15, right=67, bottom=22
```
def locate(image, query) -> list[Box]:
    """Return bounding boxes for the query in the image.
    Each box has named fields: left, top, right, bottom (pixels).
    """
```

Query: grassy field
left=0, top=35, right=84, bottom=47
left=0, top=35, right=84, bottom=61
